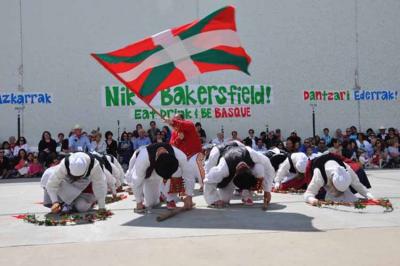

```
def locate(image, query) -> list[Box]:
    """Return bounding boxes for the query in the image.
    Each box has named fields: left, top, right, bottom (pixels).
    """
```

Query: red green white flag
left=92, top=6, right=251, bottom=104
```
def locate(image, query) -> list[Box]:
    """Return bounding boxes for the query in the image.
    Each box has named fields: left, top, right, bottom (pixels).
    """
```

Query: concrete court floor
left=0, top=169, right=399, bottom=266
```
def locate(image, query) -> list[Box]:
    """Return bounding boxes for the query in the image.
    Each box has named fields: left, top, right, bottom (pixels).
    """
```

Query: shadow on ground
left=122, top=203, right=320, bottom=232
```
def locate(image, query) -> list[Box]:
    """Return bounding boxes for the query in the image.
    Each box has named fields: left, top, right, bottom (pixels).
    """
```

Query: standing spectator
left=274, top=129, right=282, bottom=142
left=105, top=131, right=118, bottom=157
left=243, top=129, right=258, bottom=148
left=38, top=131, right=57, bottom=166
left=377, top=126, right=387, bottom=140
left=265, top=131, right=276, bottom=149
left=195, top=122, right=207, bottom=144
left=321, top=128, right=332, bottom=146
left=211, top=132, right=226, bottom=145
left=118, top=131, right=134, bottom=168
left=13, top=137, right=29, bottom=157
left=0, top=150, right=11, bottom=179
left=317, top=139, right=328, bottom=153
left=91, top=131, right=107, bottom=154
left=133, top=129, right=151, bottom=150
left=132, top=123, right=143, bottom=138
left=147, top=121, right=160, bottom=143
left=254, top=139, right=267, bottom=153
left=328, top=138, right=342, bottom=156
left=288, top=131, right=301, bottom=147
left=57, top=133, right=69, bottom=153
left=334, top=128, right=344, bottom=143
left=162, top=126, right=172, bottom=143
left=68, top=124, right=92, bottom=152
left=27, top=155, right=44, bottom=177
left=229, top=130, right=242, bottom=142
left=14, top=149, right=29, bottom=177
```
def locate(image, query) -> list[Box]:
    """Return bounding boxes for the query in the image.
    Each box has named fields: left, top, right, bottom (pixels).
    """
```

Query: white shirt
left=304, top=161, right=373, bottom=204
left=44, top=153, right=108, bottom=209
left=13, top=144, right=29, bottom=156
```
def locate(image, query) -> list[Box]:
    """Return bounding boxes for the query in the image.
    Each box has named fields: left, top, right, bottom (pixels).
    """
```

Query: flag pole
left=145, top=102, right=165, bottom=120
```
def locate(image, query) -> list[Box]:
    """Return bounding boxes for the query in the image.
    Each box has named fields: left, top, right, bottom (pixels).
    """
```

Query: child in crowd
left=28, top=155, right=44, bottom=177
left=14, top=149, right=29, bottom=177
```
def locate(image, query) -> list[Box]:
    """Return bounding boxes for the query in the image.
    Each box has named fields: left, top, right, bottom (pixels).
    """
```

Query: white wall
left=0, top=0, right=399, bottom=145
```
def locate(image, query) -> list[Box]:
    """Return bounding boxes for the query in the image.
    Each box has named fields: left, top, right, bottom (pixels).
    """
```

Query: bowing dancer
left=272, top=151, right=310, bottom=191
left=304, top=153, right=374, bottom=206
left=127, top=143, right=195, bottom=212
left=165, top=114, right=205, bottom=191
left=40, top=152, right=107, bottom=213
left=203, top=141, right=274, bottom=209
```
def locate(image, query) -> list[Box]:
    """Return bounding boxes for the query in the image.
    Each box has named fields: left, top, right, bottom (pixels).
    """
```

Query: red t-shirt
left=169, top=119, right=202, bottom=158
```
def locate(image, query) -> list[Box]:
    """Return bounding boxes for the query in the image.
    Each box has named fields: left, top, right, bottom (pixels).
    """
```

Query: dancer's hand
left=51, top=202, right=61, bottom=214
left=309, top=199, right=320, bottom=207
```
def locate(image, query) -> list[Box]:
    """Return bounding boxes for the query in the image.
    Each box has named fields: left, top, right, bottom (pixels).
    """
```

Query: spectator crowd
left=1, top=121, right=399, bottom=179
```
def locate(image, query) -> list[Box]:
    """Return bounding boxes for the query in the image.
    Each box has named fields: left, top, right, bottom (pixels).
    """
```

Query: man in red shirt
left=164, top=114, right=205, bottom=203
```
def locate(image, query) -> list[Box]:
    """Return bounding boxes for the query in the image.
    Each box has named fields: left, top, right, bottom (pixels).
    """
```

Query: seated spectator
left=358, top=133, right=374, bottom=157
left=299, top=138, right=318, bottom=154
left=371, top=139, right=387, bottom=168
left=385, top=127, right=399, bottom=143
left=38, top=131, right=57, bottom=167
left=254, top=139, right=267, bottom=153
left=276, top=141, right=285, bottom=150
left=132, top=123, right=143, bottom=139
left=147, top=121, right=160, bottom=143
left=105, top=131, right=118, bottom=157
left=91, top=131, right=107, bottom=154
left=274, top=129, right=282, bottom=142
left=0, top=150, right=11, bottom=179
left=328, top=138, right=342, bottom=156
left=349, top=125, right=358, bottom=141
left=211, top=132, right=226, bottom=145
left=285, top=138, right=298, bottom=153
left=155, top=131, right=164, bottom=143
left=229, top=130, right=242, bottom=142
left=386, top=139, right=400, bottom=168
left=69, top=124, right=92, bottom=152
left=28, top=155, right=44, bottom=177
left=57, top=133, right=69, bottom=153
left=118, top=131, right=134, bottom=167
left=2, top=141, right=13, bottom=159
left=133, top=129, right=151, bottom=150
left=342, top=140, right=357, bottom=161
left=358, top=148, right=371, bottom=168
left=8, top=136, right=17, bottom=155
left=13, top=136, right=29, bottom=157
left=195, top=122, right=207, bottom=144
left=321, top=128, right=332, bottom=146
left=334, top=128, right=344, bottom=143
left=366, top=128, right=376, bottom=140
left=162, top=126, right=171, bottom=142
left=316, top=139, right=328, bottom=153
left=305, top=147, right=315, bottom=158
left=14, top=149, right=29, bottom=177
left=243, top=129, right=258, bottom=148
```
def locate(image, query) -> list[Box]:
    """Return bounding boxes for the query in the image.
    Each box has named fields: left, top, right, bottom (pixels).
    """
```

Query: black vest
left=311, top=153, right=346, bottom=184
left=269, top=153, right=287, bottom=171
left=101, top=155, right=113, bottom=174
left=65, top=152, right=98, bottom=179
left=217, top=146, right=255, bottom=188
left=145, top=143, right=175, bottom=178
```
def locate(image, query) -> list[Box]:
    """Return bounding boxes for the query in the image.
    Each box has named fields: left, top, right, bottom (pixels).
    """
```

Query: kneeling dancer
left=129, top=143, right=194, bottom=212
left=40, top=152, right=107, bottom=213
left=304, top=153, right=374, bottom=206
left=204, top=142, right=274, bottom=208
